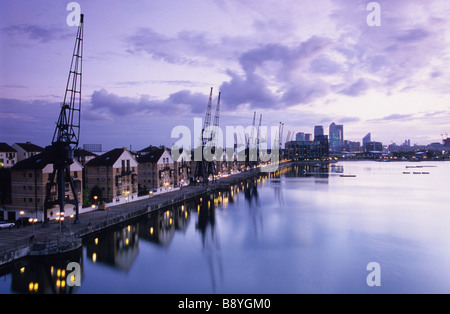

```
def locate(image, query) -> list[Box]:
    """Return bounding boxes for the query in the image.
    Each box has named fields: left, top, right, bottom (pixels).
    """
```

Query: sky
left=1, top=0, right=450, bottom=152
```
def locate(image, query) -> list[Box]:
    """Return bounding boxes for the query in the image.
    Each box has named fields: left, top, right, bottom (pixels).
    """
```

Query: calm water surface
left=1, top=161, right=450, bottom=294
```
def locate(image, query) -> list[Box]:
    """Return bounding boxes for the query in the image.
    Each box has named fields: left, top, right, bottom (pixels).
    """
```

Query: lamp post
left=55, top=212, right=64, bottom=232
left=28, top=218, right=38, bottom=236
left=19, top=211, right=24, bottom=228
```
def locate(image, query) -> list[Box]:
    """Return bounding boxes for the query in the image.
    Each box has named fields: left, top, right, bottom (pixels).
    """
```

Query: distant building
left=364, top=141, right=383, bottom=152
left=295, top=132, right=305, bottom=142
left=137, top=146, right=174, bottom=193
left=305, top=133, right=312, bottom=142
left=362, top=133, right=371, bottom=148
left=12, top=142, right=44, bottom=162
left=0, top=143, right=17, bottom=168
left=83, top=144, right=103, bottom=154
left=285, top=134, right=329, bottom=161
left=314, top=126, right=324, bottom=140
left=171, top=148, right=192, bottom=187
left=329, top=122, right=344, bottom=152
left=343, top=140, right=361, bottom=153
left=85, top=147, right=138, bottom=204
left=444, top=138, right=450, bottom=148
left=8, top=151, right=83, bottom=221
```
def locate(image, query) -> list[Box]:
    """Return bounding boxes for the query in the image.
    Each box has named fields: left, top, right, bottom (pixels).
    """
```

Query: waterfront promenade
left=1, top=163, right=288, bottom=266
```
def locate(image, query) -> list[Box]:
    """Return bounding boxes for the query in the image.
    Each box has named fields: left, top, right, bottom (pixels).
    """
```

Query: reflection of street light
left=28, top=218, right=38, bottom=236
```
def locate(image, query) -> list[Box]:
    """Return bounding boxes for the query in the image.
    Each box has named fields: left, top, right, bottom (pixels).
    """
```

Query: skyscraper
left=362, top=133, right=371, bottom=147
left=296, top=132, right=305, bottom=142
left=329, top=122, right=344, bottom=152
left=314, top=125, right=324, bottom=141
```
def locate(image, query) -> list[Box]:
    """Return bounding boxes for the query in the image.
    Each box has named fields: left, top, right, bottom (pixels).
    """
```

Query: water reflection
left=85, top=224, right=139, bottom=272
left=1, top=163, right=346, bottom=294
left=4, top=249, right=83, bottom=294
left=196, top=195, right=223, bottom=292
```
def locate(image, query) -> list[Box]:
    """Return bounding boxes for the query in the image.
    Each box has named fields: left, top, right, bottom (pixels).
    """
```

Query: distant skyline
left=1, top=0, right=450, bottom=151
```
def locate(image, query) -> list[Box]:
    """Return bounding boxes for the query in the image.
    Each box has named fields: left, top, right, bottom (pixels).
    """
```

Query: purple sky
left=1, top=0, right=449, bottom=151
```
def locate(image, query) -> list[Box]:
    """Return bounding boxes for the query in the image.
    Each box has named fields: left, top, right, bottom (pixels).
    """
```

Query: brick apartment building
left=7, top=151, right=83, bottom=221
left=84, top=147, right=138, bottom=204
left=137, top=146, right=174, bottom=193
left=0, top=143, right=17, bottom=168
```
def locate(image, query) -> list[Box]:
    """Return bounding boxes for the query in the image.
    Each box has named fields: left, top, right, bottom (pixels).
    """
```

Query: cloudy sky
left=1, top=0, right=449, bottom=151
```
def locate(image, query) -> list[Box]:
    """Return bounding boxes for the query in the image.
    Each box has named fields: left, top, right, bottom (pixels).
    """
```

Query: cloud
left=220, top=36, right=333, bottom=109
left=89, top=88, right=211, bottom=120
left=337, top=116, right=361, bottom=123
left=330, top=0, right=450, bottom=94
left=0, top=98, right=59, bottom=146
left=340, top=78, right=370, bottom=97
left=382, top=114, right=414, bottom=121
left=368, top=113, right=415, bottom=123
left=395, top=28, right=429, bottom=42
left=2, top=24, right=72, bottom=43
left=126, top=27, right=234, bottom=67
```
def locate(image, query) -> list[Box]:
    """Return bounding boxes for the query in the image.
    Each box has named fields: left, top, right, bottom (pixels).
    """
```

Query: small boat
left=340, top=174, right=356, bottom=178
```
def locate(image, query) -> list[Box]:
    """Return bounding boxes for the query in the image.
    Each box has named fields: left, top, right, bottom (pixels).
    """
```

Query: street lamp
left=19, top=211, right=25, bottom=228
left=28, top=218, right=38, bottom=236
left=55, top=212, right=65, bottom=232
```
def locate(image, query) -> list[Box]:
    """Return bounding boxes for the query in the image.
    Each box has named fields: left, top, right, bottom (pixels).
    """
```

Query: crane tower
left=43, top=14, right=84, bottom=224
left=194, top=88, right=221, bottom=185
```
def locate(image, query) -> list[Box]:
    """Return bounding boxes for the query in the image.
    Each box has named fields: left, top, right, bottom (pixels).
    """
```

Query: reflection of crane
left=44, top=14, right=84, bottom=224
left=196, top=196, right=223, bottom=292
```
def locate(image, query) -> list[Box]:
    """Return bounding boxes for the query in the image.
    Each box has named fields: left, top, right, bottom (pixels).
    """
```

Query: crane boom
left=194, top=88, right=220, bottom=185
left=44, top=14, right=84, bottom=224
left=53, top=14, right=84, bottom=147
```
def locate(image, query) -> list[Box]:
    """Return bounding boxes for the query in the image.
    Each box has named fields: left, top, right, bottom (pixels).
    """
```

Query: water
left=1, top=161, right=450, bottom=294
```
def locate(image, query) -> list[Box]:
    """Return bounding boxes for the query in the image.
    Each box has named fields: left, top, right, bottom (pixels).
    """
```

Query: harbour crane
left=194, top=88, right=221, bottom=185
left=43, top=14, right=84, bottom=224
left=279, top=122, right=284, bottom=150
left=245, top=111, right=257, bottom=169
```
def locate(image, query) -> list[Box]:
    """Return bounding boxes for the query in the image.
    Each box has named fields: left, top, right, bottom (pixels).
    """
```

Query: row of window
left=19, top=172, right=79, bottom=178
